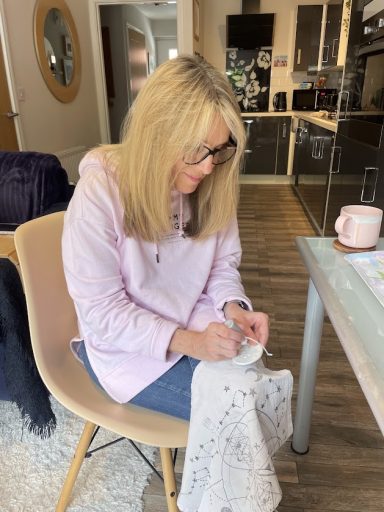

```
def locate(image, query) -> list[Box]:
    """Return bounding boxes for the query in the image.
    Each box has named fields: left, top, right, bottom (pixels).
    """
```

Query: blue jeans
left=77, top=342, right=200, bottom=421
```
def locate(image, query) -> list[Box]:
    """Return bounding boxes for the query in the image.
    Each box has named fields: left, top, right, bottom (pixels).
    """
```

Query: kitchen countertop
left=293, top=112, right=337, bottom=132
left=241, top=111, right=293, bottom=117
left=241, top=110, right=337, bottom=132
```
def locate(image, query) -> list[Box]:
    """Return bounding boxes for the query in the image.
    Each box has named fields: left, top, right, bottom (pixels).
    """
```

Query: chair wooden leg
left=160, top=447, right=179, bottom=512
left=56, top=421, right=97, bottom=512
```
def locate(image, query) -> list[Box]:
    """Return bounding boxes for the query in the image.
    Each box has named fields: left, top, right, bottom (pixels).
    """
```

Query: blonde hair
left=102, top=54, right=246, bottom=242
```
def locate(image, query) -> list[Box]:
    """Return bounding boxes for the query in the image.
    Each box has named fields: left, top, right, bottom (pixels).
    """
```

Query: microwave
left=292, top=88, right=337, bottom=111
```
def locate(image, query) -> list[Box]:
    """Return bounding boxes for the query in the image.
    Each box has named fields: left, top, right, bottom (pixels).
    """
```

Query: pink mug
left=335, top=205, right=383, bottom=249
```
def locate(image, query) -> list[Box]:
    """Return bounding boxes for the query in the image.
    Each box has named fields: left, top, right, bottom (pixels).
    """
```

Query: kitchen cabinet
left=293, top=119, right=335, bottom=233
left=324, top=131, right=384, bottom=235
left=321, top=4, right=342, bottom=69
left=293, top=5, right=323, bottom=73
left=293, top=1, right=384, bottom=237
left=293, top=3, right=344, bottom=73
left=242, top=116, right=291, bottom=175
left=323, top=0, right=384, bottom=236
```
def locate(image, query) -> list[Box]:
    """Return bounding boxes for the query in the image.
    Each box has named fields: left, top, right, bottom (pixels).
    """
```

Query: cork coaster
left=332, top=239, right=376, bottom=254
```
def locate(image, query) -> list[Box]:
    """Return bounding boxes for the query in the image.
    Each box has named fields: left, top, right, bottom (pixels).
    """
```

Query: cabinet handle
left=243, top=120, right=254, bottom=154
left=330, top=145, right=341, bottom=173
left=332, top=38, right=338, bottom=58
left=322, top=45, right=329, bottom=63
left=339, top=91, right=350, bottom=119
left=361, top=167, right=379, bottom=203
left=295, top=126, right=308, bottom=144
left=312, top=137, right=318, bottom=157
left=312, top=137, right=324, bottom=159
left=297, top=48, right=301, bottom=65
left=282, top=122, right=287, bottom=139
left=295, top=126, right=303, bottom=144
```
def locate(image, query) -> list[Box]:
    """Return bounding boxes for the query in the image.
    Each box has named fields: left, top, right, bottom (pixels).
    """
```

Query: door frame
left=89, top=0, right=192, bottom=144
left=0, top=0, right=24, bottom=149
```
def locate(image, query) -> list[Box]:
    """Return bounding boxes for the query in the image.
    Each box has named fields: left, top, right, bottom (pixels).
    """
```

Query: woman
left=62, top=54, right=269, bottom=420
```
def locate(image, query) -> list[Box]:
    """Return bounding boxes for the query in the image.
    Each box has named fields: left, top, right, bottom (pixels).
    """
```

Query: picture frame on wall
left=193, top=0, right=200, bottom=41
left=63, top=57, right=73, bottom=85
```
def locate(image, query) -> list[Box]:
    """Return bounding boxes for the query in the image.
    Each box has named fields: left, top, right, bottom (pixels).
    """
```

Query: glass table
left=292, top=237, right=384, bottom=454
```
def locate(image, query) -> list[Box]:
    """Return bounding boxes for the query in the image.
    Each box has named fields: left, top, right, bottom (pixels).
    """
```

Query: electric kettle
left=273, top=92, right=287, bottom=112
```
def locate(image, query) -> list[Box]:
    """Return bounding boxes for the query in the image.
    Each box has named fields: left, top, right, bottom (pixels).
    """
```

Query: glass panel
left=304, top=237, right=384, bottom=373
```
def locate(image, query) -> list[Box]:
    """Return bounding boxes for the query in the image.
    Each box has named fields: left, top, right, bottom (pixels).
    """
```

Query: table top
left=296, top=236, right=384, bottom=435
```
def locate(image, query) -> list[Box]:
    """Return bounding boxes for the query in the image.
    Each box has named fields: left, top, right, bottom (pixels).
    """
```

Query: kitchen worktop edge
left=241, top=111, right=337, bottom=132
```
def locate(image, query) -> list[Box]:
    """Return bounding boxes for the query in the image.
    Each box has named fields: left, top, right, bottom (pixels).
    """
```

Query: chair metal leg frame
left=85, top=428, right=125, bottom=459
left=56, top=421, right=97, bottom=512
left=128, top=439, right=164, bottom=481
left=56, top=421, right=181, bottom=512
left=84, top=427, right=171, bottom=483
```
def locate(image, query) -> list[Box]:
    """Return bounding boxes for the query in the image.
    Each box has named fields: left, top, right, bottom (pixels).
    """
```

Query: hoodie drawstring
left=154, top=192, right=185, bottom=263
left=155, top=243, right=159, bottom=263
left=179, top=193, right=185, bottom=238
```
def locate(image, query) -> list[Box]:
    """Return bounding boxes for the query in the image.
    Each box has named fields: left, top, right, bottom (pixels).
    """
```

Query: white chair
left=15, top=211, right=189, bottom=511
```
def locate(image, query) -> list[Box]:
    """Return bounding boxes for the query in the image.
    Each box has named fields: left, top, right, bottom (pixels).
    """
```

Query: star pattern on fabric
left=178, top=364, right=293, bottom=512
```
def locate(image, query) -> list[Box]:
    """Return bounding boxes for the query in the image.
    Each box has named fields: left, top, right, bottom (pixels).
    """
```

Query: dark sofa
left=0, top=150, right=74, bottom=227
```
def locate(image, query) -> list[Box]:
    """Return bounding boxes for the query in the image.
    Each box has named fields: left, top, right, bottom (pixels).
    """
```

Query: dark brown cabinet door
left=242, top=117, right=278, bottom=174
left=293, top=121, right=335, bottom=233
left=324, top=132, right=383, bottom=236
left=242, top=116, right=291, bottom=175
left=322, top=4, right=342, bottom=69
left=293, top=5, right=323, bottom=72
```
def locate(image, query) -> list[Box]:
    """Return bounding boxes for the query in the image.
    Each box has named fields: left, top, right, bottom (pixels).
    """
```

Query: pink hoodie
left=62, top=152, right=251, bottom=403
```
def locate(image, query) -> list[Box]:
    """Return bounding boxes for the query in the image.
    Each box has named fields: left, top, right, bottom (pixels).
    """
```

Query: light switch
left=17, top=87, right=25, bottom=101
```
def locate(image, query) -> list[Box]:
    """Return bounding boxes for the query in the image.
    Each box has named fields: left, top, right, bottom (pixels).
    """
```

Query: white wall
left=152, top=19, right=177, bottom=38
left=202, top=0, right=242, bottom=70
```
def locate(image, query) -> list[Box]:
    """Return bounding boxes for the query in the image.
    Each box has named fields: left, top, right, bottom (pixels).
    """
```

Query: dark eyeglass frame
left=183, top=137, right=237, bottom=166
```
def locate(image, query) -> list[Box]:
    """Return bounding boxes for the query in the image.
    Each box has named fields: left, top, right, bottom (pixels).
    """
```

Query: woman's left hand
left=224, top=303, right=269, bottom=346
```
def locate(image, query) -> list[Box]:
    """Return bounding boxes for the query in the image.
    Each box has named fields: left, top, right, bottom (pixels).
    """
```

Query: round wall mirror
left=34, top=0, right=81, bottom=102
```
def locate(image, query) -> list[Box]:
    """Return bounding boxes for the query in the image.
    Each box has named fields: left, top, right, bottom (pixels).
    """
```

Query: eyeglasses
left=183, top=140, right=237, bottom=166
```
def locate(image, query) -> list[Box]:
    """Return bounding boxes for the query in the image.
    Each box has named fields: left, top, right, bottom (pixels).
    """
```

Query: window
left=169, top=48, right=178, bottom=60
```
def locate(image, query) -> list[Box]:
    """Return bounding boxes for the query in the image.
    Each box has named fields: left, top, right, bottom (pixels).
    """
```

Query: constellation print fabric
left=177, top=359, right=293, bottom=512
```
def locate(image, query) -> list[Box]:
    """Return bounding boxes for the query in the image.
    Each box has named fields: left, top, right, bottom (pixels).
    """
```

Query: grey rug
left=0, top=398, right=156, bottom=511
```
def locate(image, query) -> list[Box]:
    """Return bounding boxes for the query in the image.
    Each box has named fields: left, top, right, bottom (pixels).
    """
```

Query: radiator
left=54, top=146, right=89, bottom=184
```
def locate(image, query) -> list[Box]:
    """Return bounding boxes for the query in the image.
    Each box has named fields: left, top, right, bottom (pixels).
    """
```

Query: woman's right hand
left=169, top=322, right=244, bottom=361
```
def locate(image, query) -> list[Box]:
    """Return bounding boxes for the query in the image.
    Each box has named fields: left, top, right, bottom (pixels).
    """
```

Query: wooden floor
left=143, top=184, right=384, bottom=512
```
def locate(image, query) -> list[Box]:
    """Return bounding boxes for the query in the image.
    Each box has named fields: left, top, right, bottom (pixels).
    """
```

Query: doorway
left=156, top=37, right=178, bottom=67
left=97, top=1, right=177, bottom=143
left=126, top=26, right=147, bottom=104
left=0, top=26, right=19, bottom=150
